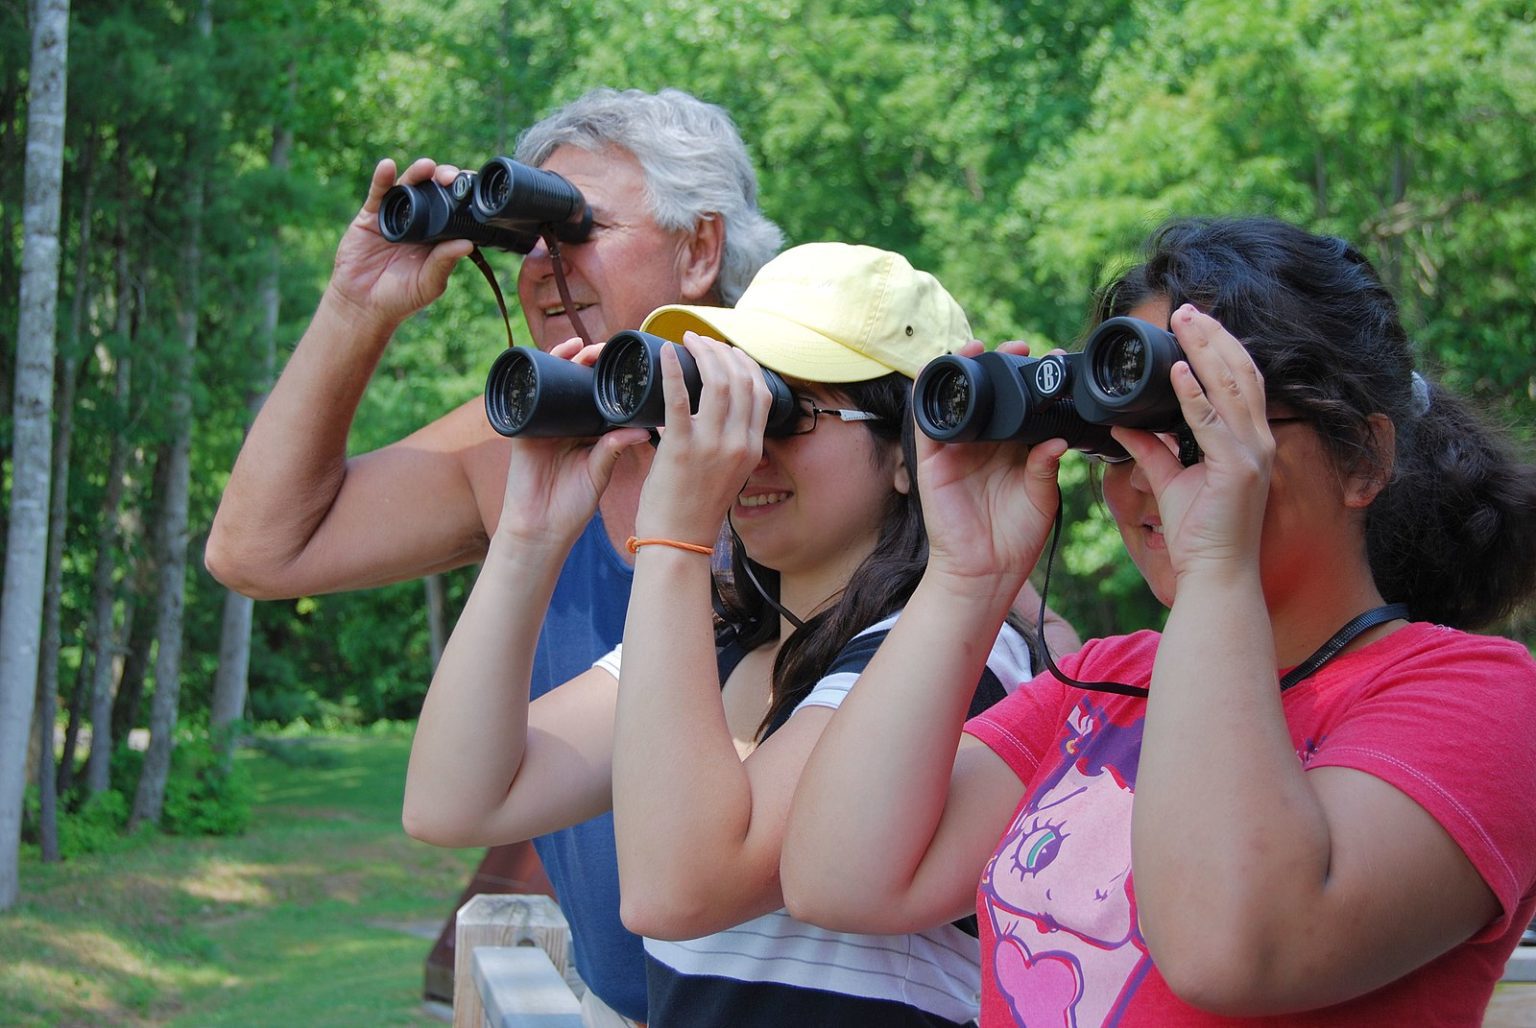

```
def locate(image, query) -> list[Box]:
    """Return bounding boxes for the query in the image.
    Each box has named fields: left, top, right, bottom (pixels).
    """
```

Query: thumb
left=361, top=158, right=398, bottom=215
left=589, top=428, right=650, bottom=489
left=1024, top=439, right=1068, bottom=515
left=423, top=238, right=474, bottom=280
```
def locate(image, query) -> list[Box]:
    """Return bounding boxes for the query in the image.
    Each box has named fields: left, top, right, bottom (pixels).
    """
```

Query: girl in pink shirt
left=782, top=217, right=1536, bottom=1026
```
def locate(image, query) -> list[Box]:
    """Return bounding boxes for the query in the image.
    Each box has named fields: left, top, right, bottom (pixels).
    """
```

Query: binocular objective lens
left=1098, top=334, right=1146, bottom=398
left=612, top=346, right=651, bottom=417
left=506, top=360, right=537, bottom=426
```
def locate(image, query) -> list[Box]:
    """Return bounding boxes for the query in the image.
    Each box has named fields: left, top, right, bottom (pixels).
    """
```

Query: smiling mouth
left=738, top=491, right=790, bottom=509
left=542, top=302, right=594, bottom=318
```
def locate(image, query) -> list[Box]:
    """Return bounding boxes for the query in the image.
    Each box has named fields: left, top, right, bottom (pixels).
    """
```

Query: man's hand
left=327, top=157, right=476, bottom=332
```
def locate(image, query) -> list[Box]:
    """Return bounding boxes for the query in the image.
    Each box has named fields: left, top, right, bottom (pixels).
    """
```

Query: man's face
left=517, top=144, right=709, bottom=351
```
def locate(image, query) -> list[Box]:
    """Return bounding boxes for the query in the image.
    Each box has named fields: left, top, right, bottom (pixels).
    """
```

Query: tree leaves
left=8, top=0, right=1532, bottom=736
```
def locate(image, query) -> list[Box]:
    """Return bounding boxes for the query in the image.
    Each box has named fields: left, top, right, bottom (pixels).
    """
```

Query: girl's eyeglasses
left=790, top=400, right=882, bottom=436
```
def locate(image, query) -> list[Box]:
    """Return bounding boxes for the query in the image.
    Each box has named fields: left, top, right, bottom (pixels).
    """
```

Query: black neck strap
left=1033, top=487, right=1410, bottom=699
left=727, top=515, right=806, bottom=632
left=1278, top=602, right=1409, bottom=691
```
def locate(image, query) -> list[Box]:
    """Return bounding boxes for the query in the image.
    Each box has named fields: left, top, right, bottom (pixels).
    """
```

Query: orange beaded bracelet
left=625, top=536, right=714, bottom=556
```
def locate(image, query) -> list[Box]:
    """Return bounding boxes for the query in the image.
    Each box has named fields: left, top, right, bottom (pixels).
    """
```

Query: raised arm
left=780, top=425, right=1070, bottom=934
left=608, top=336, right=798, bottom=938
left=402, top=400, right=648, bottom=847
left=1120, top=306, right=1499, bottom=1013
left=205, top=158, right=501, bottom=599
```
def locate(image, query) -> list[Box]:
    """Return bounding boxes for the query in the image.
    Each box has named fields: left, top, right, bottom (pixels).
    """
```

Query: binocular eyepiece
left=913, top=317, right=1191, bottom=462
left=485, top=331, right=800, bottom=439
left=377, top=158, right=593, bottom=254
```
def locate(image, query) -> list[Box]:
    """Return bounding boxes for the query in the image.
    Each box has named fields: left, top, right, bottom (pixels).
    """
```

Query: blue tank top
left=528, top=512, right=645, bottom=1019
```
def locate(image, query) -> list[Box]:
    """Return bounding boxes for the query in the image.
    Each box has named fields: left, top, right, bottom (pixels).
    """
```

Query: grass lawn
left=0, top=730, right=481, bottom=1026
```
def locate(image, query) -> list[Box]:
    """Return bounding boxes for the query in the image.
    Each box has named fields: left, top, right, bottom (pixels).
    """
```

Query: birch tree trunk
left=424, top=575, right=447, bottom=670
left=0, top=79, right=23, bottom=533
left=0, top=0, right=70, bottom=911
left=130, top=0, right=211, bottom=830
left=210, top=104, right=290, bottom=766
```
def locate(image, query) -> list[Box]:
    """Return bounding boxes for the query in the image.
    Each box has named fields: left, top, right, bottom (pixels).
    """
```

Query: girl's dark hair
left=1096, top=216, right=1536, bottom=628
left=713, top=372, right=931, bottom=738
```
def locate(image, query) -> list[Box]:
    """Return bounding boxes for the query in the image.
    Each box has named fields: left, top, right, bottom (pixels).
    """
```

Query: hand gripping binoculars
left=913, top=317, right=1196, bottom=463
left=484, top=331, right=801, bottom=438
left=377, top=157, right=592, bottom=254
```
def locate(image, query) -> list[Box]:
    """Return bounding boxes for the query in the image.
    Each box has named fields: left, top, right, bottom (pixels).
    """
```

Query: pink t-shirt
left=964, top=622, right=1536, bottom=1026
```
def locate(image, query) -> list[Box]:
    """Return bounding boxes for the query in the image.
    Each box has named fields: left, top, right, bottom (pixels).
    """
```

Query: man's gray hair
left=515, top=87, right=783, bottom=305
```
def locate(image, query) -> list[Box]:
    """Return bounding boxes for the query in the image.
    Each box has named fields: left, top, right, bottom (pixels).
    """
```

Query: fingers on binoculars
left=685, top=333, right=736, bottom=428
left=1169, top=305, right=1266, bottom=437
left=548, top=337, right=600, bottom=364
left=659, top=341, right=694, bottom=434
left=363, top=159, right=399, bottom=209
left=399, top=156, right=438, bottom=184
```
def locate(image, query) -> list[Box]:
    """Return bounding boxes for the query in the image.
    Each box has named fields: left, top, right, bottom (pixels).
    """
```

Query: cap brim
left=642, top=306, right=897, bottom=383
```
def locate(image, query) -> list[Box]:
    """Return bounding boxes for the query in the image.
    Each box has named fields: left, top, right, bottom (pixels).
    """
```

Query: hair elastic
left=626, top=536, right=714, bottom=556
left=1410, top=370, right=1431, bottom=417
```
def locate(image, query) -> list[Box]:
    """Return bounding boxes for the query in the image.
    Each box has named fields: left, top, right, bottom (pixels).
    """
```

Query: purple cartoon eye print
left=980, top=703, right=1150, bottom=1026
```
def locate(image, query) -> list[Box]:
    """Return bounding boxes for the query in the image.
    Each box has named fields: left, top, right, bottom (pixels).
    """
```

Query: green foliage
left=108, top=729, right=253, bottom=839
left=22, top=775, right=131, bottom=862
left=55, top=789, right=132, bottom=858
left=160, top=732, right=253, bottom=837
left=7, top=0, right=1534, bottom=755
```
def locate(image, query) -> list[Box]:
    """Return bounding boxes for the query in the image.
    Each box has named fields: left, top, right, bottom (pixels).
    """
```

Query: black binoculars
left=913, top=317, right=1191, bottom=462
left=377, top=157, right=592, bottom=254
left=485, top=331, right=800, bottom=438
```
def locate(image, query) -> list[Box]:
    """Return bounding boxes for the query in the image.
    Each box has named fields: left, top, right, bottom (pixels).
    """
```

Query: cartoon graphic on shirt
left=980, top=701, right=1151, bottom=1025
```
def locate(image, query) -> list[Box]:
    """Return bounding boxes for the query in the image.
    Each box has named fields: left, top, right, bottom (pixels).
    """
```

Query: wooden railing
left=447, top=895, right=1536, bottom=1028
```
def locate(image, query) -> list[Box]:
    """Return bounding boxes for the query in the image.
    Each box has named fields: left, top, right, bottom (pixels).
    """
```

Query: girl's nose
left=1127, top=458, right=1152, bottom=493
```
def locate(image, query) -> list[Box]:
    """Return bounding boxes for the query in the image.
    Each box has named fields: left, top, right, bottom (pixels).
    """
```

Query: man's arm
left=205, top=159, right=500, bottom=599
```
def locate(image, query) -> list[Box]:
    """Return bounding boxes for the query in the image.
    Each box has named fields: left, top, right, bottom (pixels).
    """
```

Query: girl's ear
left=893, top=459, right=912, bottom=496
left=1345, top=413, right=1396, bottom=509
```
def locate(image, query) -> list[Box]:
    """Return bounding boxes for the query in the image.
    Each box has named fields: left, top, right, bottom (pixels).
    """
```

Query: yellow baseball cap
left=641, top=242, right=972, bottom=382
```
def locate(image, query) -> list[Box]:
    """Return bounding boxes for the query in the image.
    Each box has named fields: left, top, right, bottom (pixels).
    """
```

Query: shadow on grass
left=1, top=732, right=479, bottom=1027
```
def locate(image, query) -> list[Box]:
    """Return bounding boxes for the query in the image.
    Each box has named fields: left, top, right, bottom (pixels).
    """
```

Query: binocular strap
left=541, top=229, right=595, bottom=350
left=466, top=233, right=596, bottom=354
left=467, top=247, right=516, bottom=350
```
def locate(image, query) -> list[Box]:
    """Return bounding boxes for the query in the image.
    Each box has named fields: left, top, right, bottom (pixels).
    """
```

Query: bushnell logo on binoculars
left=485, top=332, right=800, bottom=439
left=913, top=317, right=1197, bottom=464
left=377, top=157, right=592, bottom=253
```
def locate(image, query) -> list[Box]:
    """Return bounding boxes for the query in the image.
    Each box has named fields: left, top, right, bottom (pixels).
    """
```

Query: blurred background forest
left=2, top=0, right=1534, bottom=865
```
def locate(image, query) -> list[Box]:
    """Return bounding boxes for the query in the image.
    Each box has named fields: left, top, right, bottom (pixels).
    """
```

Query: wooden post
left=453, top=894, right=579, bottom=1028
left=425, top=842, right=555, bottom=1003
